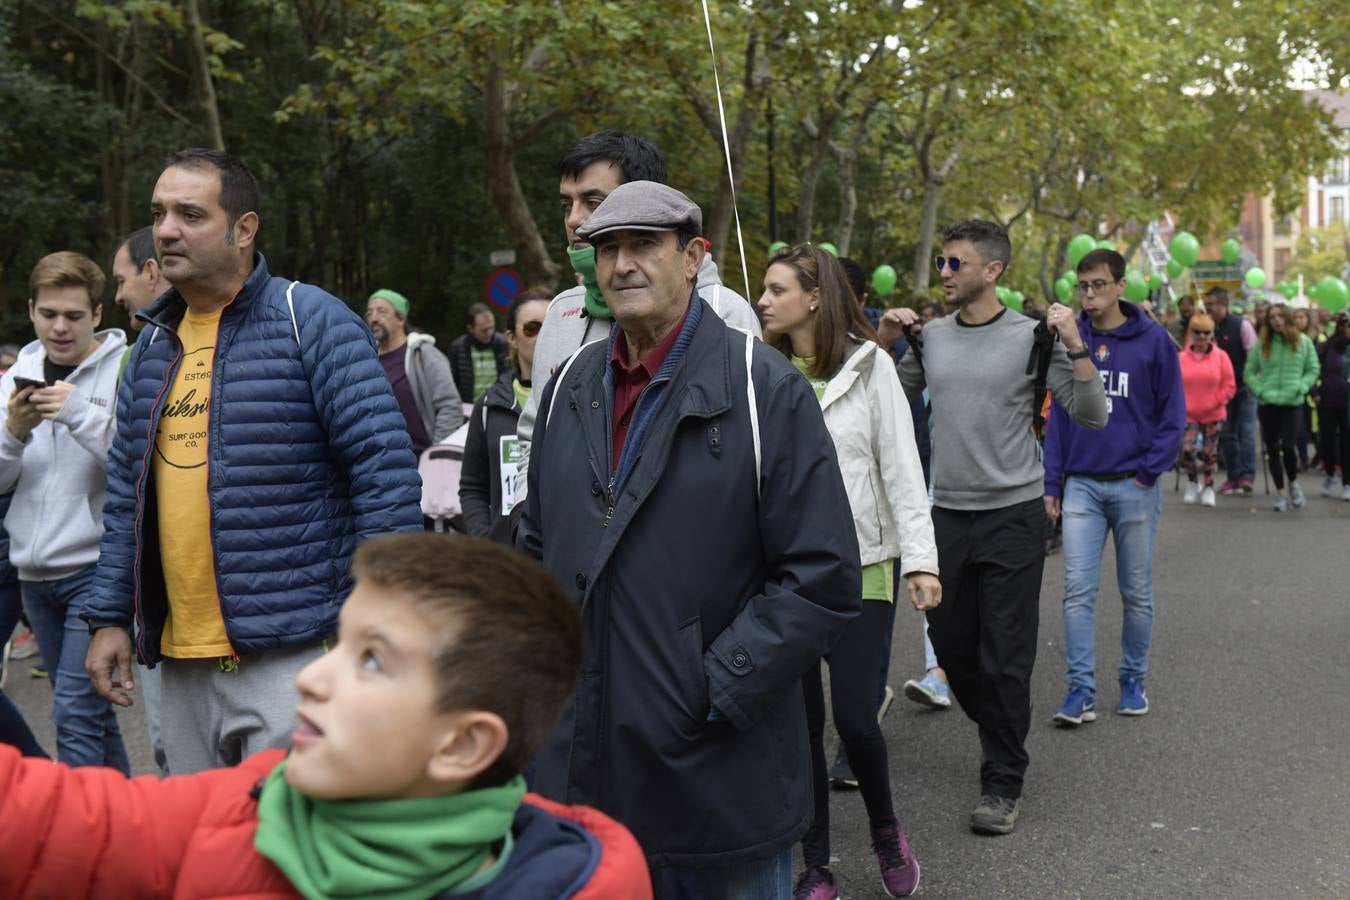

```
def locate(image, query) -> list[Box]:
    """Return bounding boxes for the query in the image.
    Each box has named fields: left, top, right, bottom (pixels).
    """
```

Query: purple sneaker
left=871, top=817, right=921, bottom=897
left=792, top=866, right=839, bottom=900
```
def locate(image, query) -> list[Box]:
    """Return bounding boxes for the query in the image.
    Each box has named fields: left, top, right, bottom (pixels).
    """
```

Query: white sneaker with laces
left=1290, top=482, right=1306, bottom=508
left=1322, top=475, right=1338, bottom=497
left=1200, top=486, right=1216, bottom=507
left=1183, top=481, right=1200, bottom=504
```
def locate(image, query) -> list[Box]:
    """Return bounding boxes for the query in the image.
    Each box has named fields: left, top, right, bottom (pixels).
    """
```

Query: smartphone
left=12, top=376, right=45, bottom=392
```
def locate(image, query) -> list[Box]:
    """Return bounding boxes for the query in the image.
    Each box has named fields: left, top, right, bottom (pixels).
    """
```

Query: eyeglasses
left=1190, top=330, right=1212, bottom=337
left=1075, top=279, right=1114, bottom=295
left=934, top=255, right=973, bottom=273
left=519, top=321, right=543, bottom=337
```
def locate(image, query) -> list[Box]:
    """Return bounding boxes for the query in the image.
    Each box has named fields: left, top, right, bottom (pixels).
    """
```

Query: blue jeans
left=0, top=575, right=22, bottom=650
left=1060, top=477, right=1163, bottom=696
left=1219, top=387, right=1258, bottom=481
left=651, top=847, right=793, bottom=900
left=21, top=567, right=130, bottom=772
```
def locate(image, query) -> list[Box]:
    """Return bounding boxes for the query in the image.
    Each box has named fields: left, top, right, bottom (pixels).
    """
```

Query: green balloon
left=1279, top=281, right=1298, bottom=299
left=1096, top=239, right=1115, bottom=250
left=1166, top=259, right=1185, bottom=279
left=768, top=241, right=788, bottom=255
left=818, top=242, right=838, bottom=257
left=1004, top=290, right=1025, bottom=312
left=1220, top=238, right=1242, bottom=265
left=1316, top=276, right=1349, bottom=313
left=1067, top=234, right=1097, bottom=267
left=1054, top=277, right=1073, bottom=302
left=1170, top=231, right=1201, bottom=268
left=1124, top=270, right=1149, bottom=302
left=871, top=264, right=898, bottom=298
left=1244, top=267, right=1267, bottom=289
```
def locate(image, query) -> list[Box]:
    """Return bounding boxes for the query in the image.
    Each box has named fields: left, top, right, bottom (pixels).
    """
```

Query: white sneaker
left=1342, top=484, right=1350, bottom=502
left=1290, top=482, right=1306, bottom=508
left=1183, top=481, right=1200, bottom=504
left=1322, top=475, right=1339, bottom=497
left=1200, top=486, right=1216, bottom=507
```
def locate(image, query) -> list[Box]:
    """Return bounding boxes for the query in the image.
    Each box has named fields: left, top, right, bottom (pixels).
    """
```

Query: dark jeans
left=927, top=498, right=1047, bottom=799
left=1219, top=387, right=1258, bottom=481
left=0, top=576, right=21, bottom=653
left=0, top=690, right=47, bottom=758
left=1321, top=407, right=1349, bottom=482
left=803, top=599, right=897, bottom=868
left=1258, top=404, right=1302, bottom=490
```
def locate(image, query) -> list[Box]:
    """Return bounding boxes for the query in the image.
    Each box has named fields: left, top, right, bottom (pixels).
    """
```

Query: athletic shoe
left=903, top=670, right=952, bottom=710
left=1323, top=475, right=1339, bottom=497
left=9, top=626, right=38, bottom=660
left=1200, top=486, right=1216, bottom=507
left=1051, top=687, right=1096, bottom=726
left=871, top=817, right=921, bottom=897
left=1217, top=479, right=1239, bottom=495
left=1342, top=484, right=1350, bottom=502
left=1273, top=495, right=1289, bottom=512
left=1118, top=678, right=1149, bottom=715
left=970, top=794, right=1021, bottom=835
left=30, top=665, right=47, bottom=679
left=1290, top=482, right=1306, bottom=508
left=792, top=866, right=839, bottom=900
left=1240, top=477, right=1254, bottom=494
left=878, top=684, right=895, bottom=721
left=829, top=747, right=858, bottom=790
left=1183, top=481, right=1200, bottom=504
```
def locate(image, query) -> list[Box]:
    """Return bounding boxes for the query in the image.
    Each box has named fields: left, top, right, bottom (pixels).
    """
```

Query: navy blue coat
left=87, top=254, right=422, bottom=663
left=519, top=297, right=861, bottom=868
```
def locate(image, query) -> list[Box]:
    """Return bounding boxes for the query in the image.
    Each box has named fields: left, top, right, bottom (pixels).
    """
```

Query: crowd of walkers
left=1, top=130, right=1347, bottom=900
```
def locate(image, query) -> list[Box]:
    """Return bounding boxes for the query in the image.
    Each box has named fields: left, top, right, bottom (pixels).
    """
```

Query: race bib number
left=500, top=436, right=526, bottom=515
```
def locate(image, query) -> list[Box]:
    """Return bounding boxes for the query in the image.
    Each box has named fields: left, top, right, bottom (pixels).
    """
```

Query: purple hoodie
left=1044, top=301, right=1187, bottom=496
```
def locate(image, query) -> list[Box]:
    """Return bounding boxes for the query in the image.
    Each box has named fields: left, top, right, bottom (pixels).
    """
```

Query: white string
left=701, top=0, right=752, bottom=303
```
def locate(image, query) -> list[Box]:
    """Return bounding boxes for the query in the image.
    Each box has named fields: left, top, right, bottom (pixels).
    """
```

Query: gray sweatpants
left=159, top=643, right=324, bottom=775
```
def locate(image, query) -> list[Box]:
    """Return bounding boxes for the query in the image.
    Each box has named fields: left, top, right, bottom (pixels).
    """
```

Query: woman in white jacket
left=760, top=245, right=941, bottom=900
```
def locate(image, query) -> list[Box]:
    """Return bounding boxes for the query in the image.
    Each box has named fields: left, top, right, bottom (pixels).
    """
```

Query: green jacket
left=1245, top=333, right=1320, bottom=407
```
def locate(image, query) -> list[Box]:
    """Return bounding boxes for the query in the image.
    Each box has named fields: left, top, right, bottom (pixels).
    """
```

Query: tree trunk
left=912, top=175, right=943, bottom=292
left=795, top=133, right=829, bottom=243
left=483, top=60, right=558, bottom=287
left=705, top=31, right=762, bottom=268
left=183, top=0, right=225, bottom=150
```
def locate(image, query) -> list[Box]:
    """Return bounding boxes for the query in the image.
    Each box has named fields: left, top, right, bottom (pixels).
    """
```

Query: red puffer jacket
left=0, top=746, right=651, bottom=899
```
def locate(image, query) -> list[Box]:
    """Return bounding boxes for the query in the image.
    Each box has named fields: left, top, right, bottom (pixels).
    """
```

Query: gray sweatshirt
left=517, top=254, right=761, bottom=444
left=897, top=308, right=1107, bottom=510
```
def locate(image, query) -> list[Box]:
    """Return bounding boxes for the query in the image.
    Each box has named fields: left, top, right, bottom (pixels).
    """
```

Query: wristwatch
left=1066, top=347, right=1091, bottom=361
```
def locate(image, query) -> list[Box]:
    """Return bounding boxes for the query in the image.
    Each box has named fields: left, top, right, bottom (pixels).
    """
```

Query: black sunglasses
left=935, top=255, right=974, bottom=273
left=518, top=320, right=542, bottom=337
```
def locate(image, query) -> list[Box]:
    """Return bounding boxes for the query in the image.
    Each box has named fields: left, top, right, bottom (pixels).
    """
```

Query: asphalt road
left=5, top=483, right=1348, bottom=898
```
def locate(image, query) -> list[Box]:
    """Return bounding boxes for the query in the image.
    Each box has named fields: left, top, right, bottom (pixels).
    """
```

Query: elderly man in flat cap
left=520, top=181, right=861, bottom=898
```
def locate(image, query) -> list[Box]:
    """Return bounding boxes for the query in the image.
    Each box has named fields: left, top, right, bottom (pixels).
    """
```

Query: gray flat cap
left=576, top=180, right=702, bottom=242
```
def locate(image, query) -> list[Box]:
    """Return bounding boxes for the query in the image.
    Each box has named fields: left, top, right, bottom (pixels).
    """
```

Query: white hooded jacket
left=0, top=328, right=128, bottom=580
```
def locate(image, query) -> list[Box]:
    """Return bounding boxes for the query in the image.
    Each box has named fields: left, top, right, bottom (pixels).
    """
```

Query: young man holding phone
left=0, top=251, right=128, bottom=770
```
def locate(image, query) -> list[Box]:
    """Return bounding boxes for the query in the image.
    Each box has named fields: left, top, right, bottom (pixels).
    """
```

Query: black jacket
left=459, top=370, right=522, bottom=545
left=447, top=332, right=510, bottom=401
left=519, top=298, right=861, bottom=868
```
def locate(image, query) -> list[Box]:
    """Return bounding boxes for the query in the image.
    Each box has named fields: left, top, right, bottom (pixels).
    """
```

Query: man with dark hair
left=366, top=288, right=463, bottom=456
left=1043, top=249, right=1185, bottom=726
left=448, top=303, right=510, bottom=403
left=521, top=181, right=859, bottom=897
left=879, top=219, right=1108, bottom=834
left=1206, top=286, right=1259, bottom=493
left=83, top=148, right=422, bottom=774
left=111, top=227, right=169, bottom=331
left=516, top=130, right=760, bottom=447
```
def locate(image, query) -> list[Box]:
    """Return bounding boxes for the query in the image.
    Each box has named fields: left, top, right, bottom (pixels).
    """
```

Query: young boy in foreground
left=0, top=534, right=651, bottom=899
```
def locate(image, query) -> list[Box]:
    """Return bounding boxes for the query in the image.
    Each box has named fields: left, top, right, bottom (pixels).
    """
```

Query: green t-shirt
left=471, top=346, right=498, bottom=402
left=512, top=378, right=530, bottom=410
left=791, top=355, right=894, bottom=603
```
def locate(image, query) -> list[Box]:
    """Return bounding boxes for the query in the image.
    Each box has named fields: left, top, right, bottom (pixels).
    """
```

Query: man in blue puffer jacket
left=83, top=149, right=422, bottom=774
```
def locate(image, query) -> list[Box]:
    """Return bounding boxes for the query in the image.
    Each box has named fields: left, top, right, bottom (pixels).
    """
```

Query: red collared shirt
left=609, top=306, right=691, bottom=470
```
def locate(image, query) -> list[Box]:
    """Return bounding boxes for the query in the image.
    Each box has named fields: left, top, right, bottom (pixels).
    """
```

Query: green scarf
left=254, top=761, right=525, bottom=900
left=567, top=245, right=611, bottom=320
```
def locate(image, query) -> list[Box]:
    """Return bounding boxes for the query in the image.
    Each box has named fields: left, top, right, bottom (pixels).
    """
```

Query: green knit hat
left=368, top=288, right=409, bottom=320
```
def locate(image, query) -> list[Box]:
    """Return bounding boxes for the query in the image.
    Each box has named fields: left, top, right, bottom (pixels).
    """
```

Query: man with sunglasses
left=878, top=220, right=1107, bottom=835
left=1042, top=249, right=1185, bottom=730
left=366, top=288, right=463, bottom=458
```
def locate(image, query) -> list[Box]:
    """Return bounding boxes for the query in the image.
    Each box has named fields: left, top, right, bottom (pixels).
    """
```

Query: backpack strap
left=544, top=342, right=594, bottom=428
left=1027, top=320, right=1057, bottom=439
left=901, top=322, right=924, bottom=369
left=744, top=332, right=761, bottom=500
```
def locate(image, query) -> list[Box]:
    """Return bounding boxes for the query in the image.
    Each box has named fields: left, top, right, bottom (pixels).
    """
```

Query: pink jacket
left=1179, top=344, right=1236, bottom=423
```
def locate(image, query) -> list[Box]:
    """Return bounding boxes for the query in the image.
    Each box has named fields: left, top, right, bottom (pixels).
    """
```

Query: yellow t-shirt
left=155, top=309, right=232, bottom=658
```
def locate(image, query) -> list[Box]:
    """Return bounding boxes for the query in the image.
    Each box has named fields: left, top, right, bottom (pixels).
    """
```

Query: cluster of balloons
left=769, top=240, right=839, bottom=257
left=1309, top=276, right=1350, bottom=313
left=995, top=285, right=1025, bottom=311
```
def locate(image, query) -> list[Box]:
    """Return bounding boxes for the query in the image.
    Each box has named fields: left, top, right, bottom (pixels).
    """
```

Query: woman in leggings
left=1245, top=302, right=1320, bottom=511
left=759, top=244, right=940, bottom=900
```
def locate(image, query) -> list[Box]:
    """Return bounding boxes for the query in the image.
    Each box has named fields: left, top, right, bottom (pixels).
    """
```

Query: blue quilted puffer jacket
left=86, top=254, right=423, bottom=664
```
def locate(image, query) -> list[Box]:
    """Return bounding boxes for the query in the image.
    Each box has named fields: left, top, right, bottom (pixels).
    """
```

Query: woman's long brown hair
left=764, top=244, right=882, bottom=378
left=1260, top=305, right=1302, bottom=358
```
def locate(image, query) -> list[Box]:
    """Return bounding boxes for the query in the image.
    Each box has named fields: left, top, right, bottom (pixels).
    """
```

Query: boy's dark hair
left=837, top=257, right=867, bottom=304
left=118, top=226, right=157, bottom=272
left=351, top=534, right=582, bottom=790
left=560, top=130, right=668, bottom=186
left=942, top=220, right=1011, bottom=277
left=164, top=148, right=260, bottom=238
left=1205, top=285, right=1229, bottom=306
left=1077, top=248, right=1126, bottom=281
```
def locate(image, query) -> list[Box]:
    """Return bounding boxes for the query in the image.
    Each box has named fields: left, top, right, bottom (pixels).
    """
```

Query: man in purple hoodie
left=1042, top=249, right=1186, bottom=726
